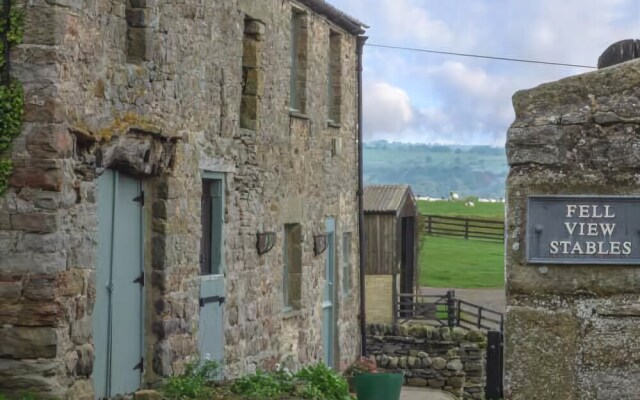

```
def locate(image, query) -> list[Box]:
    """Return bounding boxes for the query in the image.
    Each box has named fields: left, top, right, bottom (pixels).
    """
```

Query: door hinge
left=199, top=295, right=226, bottom=307
left=133, top=191, right=145, bottom=206
left=134, top=357, right=143, bottom=372
left=133, top=273, right=144, bottom=286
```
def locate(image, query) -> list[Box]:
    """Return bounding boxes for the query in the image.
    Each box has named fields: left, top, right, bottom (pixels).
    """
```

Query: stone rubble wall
left=366, top=324, right=487, bottom=400
left=0, top=0, right=363, bottom=398
left=506, top=59, right=640, bottom=399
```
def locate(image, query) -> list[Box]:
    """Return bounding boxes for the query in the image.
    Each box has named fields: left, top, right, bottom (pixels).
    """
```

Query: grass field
left=418, top=200, right=505, bottom=288
left=418, top=200, right=505, bottom=220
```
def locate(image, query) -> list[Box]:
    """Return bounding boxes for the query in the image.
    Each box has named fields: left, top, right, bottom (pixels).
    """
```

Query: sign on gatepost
left=527, top=196, right=640, bottom=264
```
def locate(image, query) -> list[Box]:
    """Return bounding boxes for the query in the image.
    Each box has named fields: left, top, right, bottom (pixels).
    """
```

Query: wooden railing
left=423, top=214, right=504, bottom=242
left=396, top=290, right=503, bottom=331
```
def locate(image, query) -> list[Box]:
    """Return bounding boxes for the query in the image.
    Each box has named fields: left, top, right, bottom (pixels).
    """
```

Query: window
left=284, top=223, right=302, bottom=310
left=200, top=177, right=224, bottom=275
left=240, top=17, right=264, bottom=130
left=125, top=0, right=150, bottom=63
left=342, top=232, right=352, bottom=294
left=289, top=9, right=307, bottom=113
left=327, top=31, right=342, bottom=123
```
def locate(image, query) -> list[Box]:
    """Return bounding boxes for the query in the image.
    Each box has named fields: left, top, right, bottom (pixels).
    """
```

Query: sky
left=330, top=0, right=640, bottom=146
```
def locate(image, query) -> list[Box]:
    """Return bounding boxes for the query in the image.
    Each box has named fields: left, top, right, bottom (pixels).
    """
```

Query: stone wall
left=366, top=324, right=486, bottom=400
left=505, top=59, right=640, bottom=399
left=0, top=0, right=365, bottom=398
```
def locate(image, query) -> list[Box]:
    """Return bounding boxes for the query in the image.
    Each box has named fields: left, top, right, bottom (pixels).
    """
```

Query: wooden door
left=323, top=218, right=336, bottom=367
left=94, top=170, right=143, bottom=399
left=198, top=174, right=225, bottom=366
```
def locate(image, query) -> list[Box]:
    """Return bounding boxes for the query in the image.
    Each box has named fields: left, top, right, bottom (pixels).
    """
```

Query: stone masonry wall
left=506, top=59, right=640, bottom=399
left=366, top=324, right=487, bottom=400
left=0, top=0, right=363, bottom=398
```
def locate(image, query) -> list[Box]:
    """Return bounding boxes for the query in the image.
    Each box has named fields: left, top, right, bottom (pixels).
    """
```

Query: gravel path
left=401, top=386, right=457, bottom=400
left=420, top=286, right=506, bottom=314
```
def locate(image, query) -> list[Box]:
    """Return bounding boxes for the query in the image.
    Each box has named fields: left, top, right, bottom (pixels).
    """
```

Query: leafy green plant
left=162, top=359, right=219, bottom=400
left=296, top=363, right=353, bottom=400
left=230, top=368, right=294, bottom=399
left=0, top=0, right=25, bottom=195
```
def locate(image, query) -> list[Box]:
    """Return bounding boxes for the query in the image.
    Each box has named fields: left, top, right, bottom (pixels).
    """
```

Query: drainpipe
left=356, top=35, right=368, bottom=357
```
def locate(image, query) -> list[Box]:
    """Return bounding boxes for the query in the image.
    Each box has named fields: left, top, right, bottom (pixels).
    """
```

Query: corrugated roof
left=364, top=185, right=412, bottom=213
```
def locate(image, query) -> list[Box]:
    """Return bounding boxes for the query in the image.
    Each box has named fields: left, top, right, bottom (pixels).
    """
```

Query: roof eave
left=296, top=0, right=368, bottom=35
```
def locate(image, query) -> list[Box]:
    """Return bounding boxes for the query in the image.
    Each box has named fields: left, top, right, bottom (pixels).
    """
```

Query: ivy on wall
left=0, top=0, right=24, bottom=194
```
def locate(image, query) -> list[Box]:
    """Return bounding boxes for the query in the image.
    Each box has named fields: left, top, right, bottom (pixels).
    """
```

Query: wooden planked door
left=322, top=218, right=336, bottom=367
left=198, top=174, right=225, bottom=366
left=94, top=170, right=143, bottom=399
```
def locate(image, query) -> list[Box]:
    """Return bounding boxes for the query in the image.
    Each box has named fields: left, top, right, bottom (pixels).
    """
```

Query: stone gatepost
left=505, top=59, right=640, bottom=399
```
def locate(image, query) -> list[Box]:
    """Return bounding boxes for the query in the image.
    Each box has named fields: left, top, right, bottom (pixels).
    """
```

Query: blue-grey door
left=198, top=174, right=225, bottom=366
left=94, top=170, right=143, bottom=399
left=323, top=218, right=336, bottom=367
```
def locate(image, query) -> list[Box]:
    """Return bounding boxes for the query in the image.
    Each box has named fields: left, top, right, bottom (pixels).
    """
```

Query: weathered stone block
left=25, top=123, right=73, bottom=158
left=242, top=38, right=262, bottom=68
left=406, top=377, right=427, bottom=386
left=505, top=306, right=578, bottom=400
left=10, top=212, right=59, bottom=234
left=9, top=159, right=64, bottom=192
left=432, top=357, right=446, bottom=370
left=0, top=326, right=57, bottom=359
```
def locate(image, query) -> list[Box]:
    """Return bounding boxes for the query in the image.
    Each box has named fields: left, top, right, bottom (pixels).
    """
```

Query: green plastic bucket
left=354, top=372, right=404, bottom=400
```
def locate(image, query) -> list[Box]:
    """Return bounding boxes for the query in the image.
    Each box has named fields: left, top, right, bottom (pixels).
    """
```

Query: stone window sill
left=282, top=308, right=302, bottom=319
left=289, top=110, right=310, bottom=120
left=326, top=120, right=341, bottom=129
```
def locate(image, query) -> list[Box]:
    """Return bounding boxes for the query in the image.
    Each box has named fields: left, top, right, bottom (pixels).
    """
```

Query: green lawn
left=418, top=200, right=505, bottom=288
left=419, top=236, right=504, bottom=288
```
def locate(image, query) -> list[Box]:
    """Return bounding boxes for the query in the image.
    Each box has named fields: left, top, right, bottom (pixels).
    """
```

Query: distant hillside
left=363, top=141, right=507, bottom=199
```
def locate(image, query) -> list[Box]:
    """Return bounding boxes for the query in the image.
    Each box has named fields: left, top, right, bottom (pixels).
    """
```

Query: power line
left=366, top=43, right=597, bottom=69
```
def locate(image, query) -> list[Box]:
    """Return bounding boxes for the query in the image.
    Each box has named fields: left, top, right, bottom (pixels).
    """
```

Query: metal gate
left=94, top=170, right=144, bottom=399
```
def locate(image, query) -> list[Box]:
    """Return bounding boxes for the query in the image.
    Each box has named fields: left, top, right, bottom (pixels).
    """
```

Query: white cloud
left=329, top=0, right=640, bottom=145
left=363, top=81, right=414, bottom=139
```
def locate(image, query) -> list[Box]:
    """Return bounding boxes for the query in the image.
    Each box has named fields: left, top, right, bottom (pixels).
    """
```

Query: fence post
left=392, top=275, right=398, bottom=323
left=477, top=306, right=483, bottom=329
left=427, top=215, right=432, bottom=234
left=446, top=290, right=456, bottom=328
left=486, top=330, right=504, bottom=399
left=464, top=218, right=469, bottom=239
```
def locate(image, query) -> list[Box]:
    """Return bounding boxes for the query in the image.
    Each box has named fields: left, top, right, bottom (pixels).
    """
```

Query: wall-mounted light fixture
left=257, top=232, right=276, bottom=255
left=314, top=234, right=328, bottom=256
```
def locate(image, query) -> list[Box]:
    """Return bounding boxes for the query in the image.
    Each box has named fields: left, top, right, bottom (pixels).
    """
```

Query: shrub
left=162, top=359, right=219, bottom=400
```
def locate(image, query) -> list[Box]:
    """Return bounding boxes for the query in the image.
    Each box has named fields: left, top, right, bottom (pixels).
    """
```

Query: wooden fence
left=396, top=290, right=504, bottom=332
left=423, top=214, right=504, bottom=242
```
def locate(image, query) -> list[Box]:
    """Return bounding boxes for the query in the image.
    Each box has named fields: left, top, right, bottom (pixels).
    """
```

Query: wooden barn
left=363, top=184, right=418, bottom=323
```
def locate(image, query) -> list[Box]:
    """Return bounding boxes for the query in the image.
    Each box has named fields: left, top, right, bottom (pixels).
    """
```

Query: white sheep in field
left=465, top=201, right=475, bottom=207
left=449, top=192, right=459, bottom=200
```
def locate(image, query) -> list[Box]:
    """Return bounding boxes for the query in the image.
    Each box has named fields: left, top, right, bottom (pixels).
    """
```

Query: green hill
left=363, top=141, right=507, bottom=199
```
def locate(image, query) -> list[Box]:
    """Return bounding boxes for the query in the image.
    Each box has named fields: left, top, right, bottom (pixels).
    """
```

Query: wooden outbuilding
left=363, top=184, right=418, bottom=323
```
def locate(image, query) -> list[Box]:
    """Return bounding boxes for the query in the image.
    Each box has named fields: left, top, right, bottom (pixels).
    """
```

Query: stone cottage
left=0, top=0, right=367, bottom=398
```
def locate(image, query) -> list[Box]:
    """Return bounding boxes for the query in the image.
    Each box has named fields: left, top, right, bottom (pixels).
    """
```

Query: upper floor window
left=327, top=31, right=342, bottom=124
left=342, top=232, right=352, bottom=294
left=290, top=9, right=308, bottom=113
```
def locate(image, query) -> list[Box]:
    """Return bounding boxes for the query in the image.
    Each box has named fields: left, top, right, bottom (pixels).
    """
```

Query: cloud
left=330, top=0, right=640, bottom=145
left=363, top=82, right=413, bottom=139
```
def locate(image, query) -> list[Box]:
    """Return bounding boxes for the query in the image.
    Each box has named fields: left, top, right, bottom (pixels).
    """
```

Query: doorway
left=322, top=218, right=336, bottom=367
left=94, top=170, right=144, bottom=399
left=198, top=173, right=225, bottom=366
